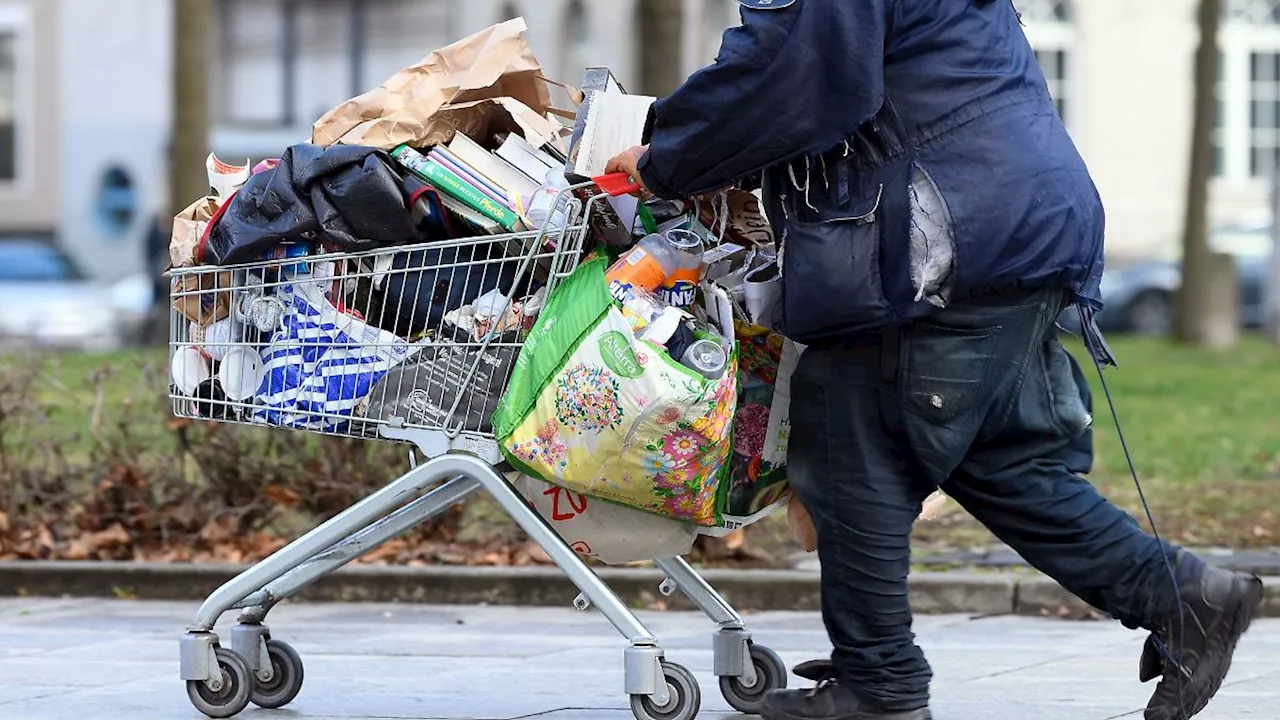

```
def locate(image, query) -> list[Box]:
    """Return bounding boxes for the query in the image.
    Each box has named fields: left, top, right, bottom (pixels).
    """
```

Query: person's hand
left=604, top=145, right=650, bottom=197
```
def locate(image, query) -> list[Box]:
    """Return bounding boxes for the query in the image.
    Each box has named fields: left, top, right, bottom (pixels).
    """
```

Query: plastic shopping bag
left=493, top=256, right=738, bottom=527
left=511, top=474, right=697, bottom=565
left=705, top=322, right=804, bottom=535
left=254, top=277, right=415, bottom=432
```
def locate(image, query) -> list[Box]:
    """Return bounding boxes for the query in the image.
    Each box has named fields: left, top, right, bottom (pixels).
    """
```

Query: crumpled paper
left=169, top=196, right=220, bottom=269
left=788, top=490, right=950, bottom=553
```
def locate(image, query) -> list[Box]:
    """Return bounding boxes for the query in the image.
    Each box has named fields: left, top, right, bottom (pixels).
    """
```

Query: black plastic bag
left=202, top=143, right=421, bottom=265
left=377, top=243, right=533, bottom=339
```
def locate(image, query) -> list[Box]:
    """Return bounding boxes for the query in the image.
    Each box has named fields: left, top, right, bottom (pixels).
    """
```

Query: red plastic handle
left=593, top=172, right=641, bottom=197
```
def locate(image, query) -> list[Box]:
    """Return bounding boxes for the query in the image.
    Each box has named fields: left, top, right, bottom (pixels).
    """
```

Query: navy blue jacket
left=638, top=0, right=1111, bottom=361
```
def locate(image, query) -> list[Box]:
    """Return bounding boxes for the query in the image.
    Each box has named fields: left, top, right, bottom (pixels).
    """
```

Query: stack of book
left=391, top=133, right=566, bottom=236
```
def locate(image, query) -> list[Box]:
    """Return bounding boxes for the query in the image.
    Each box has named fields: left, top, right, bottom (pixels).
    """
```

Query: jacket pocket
left=777, top=175, right=894, bottom=342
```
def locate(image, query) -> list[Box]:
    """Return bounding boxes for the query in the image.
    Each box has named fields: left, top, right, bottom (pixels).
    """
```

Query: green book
left=391, top=145, right=522, bottom=232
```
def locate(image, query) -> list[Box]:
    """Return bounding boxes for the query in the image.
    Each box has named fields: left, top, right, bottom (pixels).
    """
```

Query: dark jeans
left=787, top=287, right=1179, bottom=712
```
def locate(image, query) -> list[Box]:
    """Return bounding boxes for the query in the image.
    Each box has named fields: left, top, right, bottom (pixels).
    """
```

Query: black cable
left=1077, top=304, right=1189, bottom=718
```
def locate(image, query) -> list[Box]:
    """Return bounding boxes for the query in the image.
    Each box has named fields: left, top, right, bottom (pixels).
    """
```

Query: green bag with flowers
left=492, top=256, right=737, bottom=526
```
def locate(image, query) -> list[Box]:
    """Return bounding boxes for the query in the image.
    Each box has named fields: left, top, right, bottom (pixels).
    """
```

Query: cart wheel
left=719, top=643, right=787, bottom=714
left=186, top=647, right=253, bottom=719
left=250, top=639, right=305, bottom=709
left=629, top=661, right=701, bottom=720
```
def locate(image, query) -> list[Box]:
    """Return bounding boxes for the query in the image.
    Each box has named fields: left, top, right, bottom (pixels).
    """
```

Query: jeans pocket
left=903, top=324, right=1001, bottom=423
left=901, top=322, right=1002, bottom=482
left=1043, top=338, right=1093, bottom=438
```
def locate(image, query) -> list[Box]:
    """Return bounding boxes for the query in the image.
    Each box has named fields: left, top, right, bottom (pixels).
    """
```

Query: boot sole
left=1147, top=575, right=1265, bottom=720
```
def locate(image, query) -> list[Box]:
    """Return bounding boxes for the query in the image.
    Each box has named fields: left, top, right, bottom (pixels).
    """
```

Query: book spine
left=392, top=146, right=520, bottom=231
left=430, top=148, right=513, bottom=207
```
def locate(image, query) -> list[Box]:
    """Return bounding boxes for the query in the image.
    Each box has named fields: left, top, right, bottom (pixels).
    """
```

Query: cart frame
left=171, top=184, right=789, bottom=720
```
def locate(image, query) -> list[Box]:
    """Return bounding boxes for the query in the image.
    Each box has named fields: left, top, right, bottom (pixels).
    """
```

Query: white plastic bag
left=511, top=474, right=698, bottom=565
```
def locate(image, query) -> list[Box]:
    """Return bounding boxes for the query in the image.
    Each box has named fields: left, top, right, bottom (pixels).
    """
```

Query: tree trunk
left=1174, top=0, right=1239, bottom=347
left=170, top=0, right=212, bottom=219
left=636, top=0, right=685, bottom=97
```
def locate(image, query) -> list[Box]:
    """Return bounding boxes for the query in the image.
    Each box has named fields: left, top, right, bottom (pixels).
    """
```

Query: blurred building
left=0, top=0, right=170, bottom=283
left=3, top=0, right=1280, bottom=281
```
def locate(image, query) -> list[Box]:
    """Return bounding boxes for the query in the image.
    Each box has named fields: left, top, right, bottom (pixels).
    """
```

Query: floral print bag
left=492, top=256, right=737, bottom=527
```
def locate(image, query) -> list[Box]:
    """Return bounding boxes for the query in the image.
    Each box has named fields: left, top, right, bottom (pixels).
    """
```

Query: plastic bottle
left=604, top=233, right=682, bottom=302
left=680, top=338, right=727, bottom=380
left=524, top=170, right=571, bottom=230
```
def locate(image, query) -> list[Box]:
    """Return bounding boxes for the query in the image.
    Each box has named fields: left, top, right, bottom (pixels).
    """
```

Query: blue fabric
left=785, top=288, right=1178, bottom=710
left=637, top=0, right=1107, bottom=351
left=253, top=280, right=414, bottom=433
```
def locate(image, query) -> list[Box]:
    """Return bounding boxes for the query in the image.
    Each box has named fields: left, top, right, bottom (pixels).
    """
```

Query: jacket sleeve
left=638, top=0, right=893, bottom=200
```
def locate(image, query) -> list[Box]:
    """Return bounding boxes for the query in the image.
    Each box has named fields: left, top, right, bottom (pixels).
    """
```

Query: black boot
left=761, top=661, right=932, bottom=720
left=1142, top=553, right=1264, bottom=720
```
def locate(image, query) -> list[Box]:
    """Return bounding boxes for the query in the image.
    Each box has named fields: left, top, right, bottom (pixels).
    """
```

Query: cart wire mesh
left=168, top=189, right=600, bottom=451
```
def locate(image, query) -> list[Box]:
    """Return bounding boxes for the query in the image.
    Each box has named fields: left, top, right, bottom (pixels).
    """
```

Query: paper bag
left=171, top=272, right=232, bottom=327
left=312, top=18, right=563, bottom=150
left=512, top=474, right=698, bottom=565
left=170, top=196, right=220, bottom=269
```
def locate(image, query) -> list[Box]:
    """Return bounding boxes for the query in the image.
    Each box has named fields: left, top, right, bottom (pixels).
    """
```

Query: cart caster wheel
left=186, top=647, right=253, bottom=719
left=630, top=661, right=701, bottom=720
left=719, top=643, right=787, bottom=714
left=250, top=639, right=305, bottom=709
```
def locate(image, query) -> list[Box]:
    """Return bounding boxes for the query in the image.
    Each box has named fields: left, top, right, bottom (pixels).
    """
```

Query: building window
left=0, top=5, right=27, bottom=185
left=561, top=0, right=590, bottom=86
left=1219, top=0, right=1280, bottom=180
left=0, top=31, right=16, bottom=181
left=217, top=0, right=288, bottom=126
left=214, top=0, right=452, bottom=128
left=361, top=0, right=451, bottom=91
left=1017, top=0, right=1074, bottom=126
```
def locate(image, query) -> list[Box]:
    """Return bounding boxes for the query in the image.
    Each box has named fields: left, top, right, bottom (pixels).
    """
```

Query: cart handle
left=592, top=172, right=642, bottom=197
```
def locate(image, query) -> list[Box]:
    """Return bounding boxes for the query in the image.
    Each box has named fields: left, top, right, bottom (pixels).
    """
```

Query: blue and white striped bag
left=252, top=279, right=416, bottom=432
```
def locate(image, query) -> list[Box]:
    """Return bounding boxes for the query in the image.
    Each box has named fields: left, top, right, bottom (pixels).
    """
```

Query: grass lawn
left=7, top=334, right=1280, bottom=560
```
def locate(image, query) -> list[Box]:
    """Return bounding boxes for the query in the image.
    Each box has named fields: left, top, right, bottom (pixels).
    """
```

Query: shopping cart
left=171, top=184, right=789, bottom=720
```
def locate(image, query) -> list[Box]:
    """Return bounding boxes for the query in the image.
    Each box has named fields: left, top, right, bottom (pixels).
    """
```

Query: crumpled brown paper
left=311, top=18, right=565, bottom=150
left=698, top=189, right=774, bottom=249
left=169, top=196, right=220, bottom=269
left=171, top=272, right=232, bottom=328
left=787, top=490, right=950, bottom=554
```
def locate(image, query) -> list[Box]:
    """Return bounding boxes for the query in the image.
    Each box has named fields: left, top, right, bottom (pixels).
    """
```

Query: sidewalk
left=2, top=598, right=1276, bottom=719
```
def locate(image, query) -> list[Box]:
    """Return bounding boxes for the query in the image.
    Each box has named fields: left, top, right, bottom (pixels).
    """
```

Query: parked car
left=1059, top=225, right=1272, bottom=335
left=0, top=238, right=155, bottom=351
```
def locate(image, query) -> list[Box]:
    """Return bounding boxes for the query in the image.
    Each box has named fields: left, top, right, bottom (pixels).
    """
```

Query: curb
left=2, top=562, right=1278, bottom=618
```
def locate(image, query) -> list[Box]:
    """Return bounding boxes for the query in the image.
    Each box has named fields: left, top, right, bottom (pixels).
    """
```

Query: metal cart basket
left=171, top=185, right=789, bottom=720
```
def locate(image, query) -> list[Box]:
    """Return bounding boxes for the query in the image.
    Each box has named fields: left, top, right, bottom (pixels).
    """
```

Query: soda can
left=264, top=242, right=311, bottom=276
left=680, top=338, right=727, bottom=380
